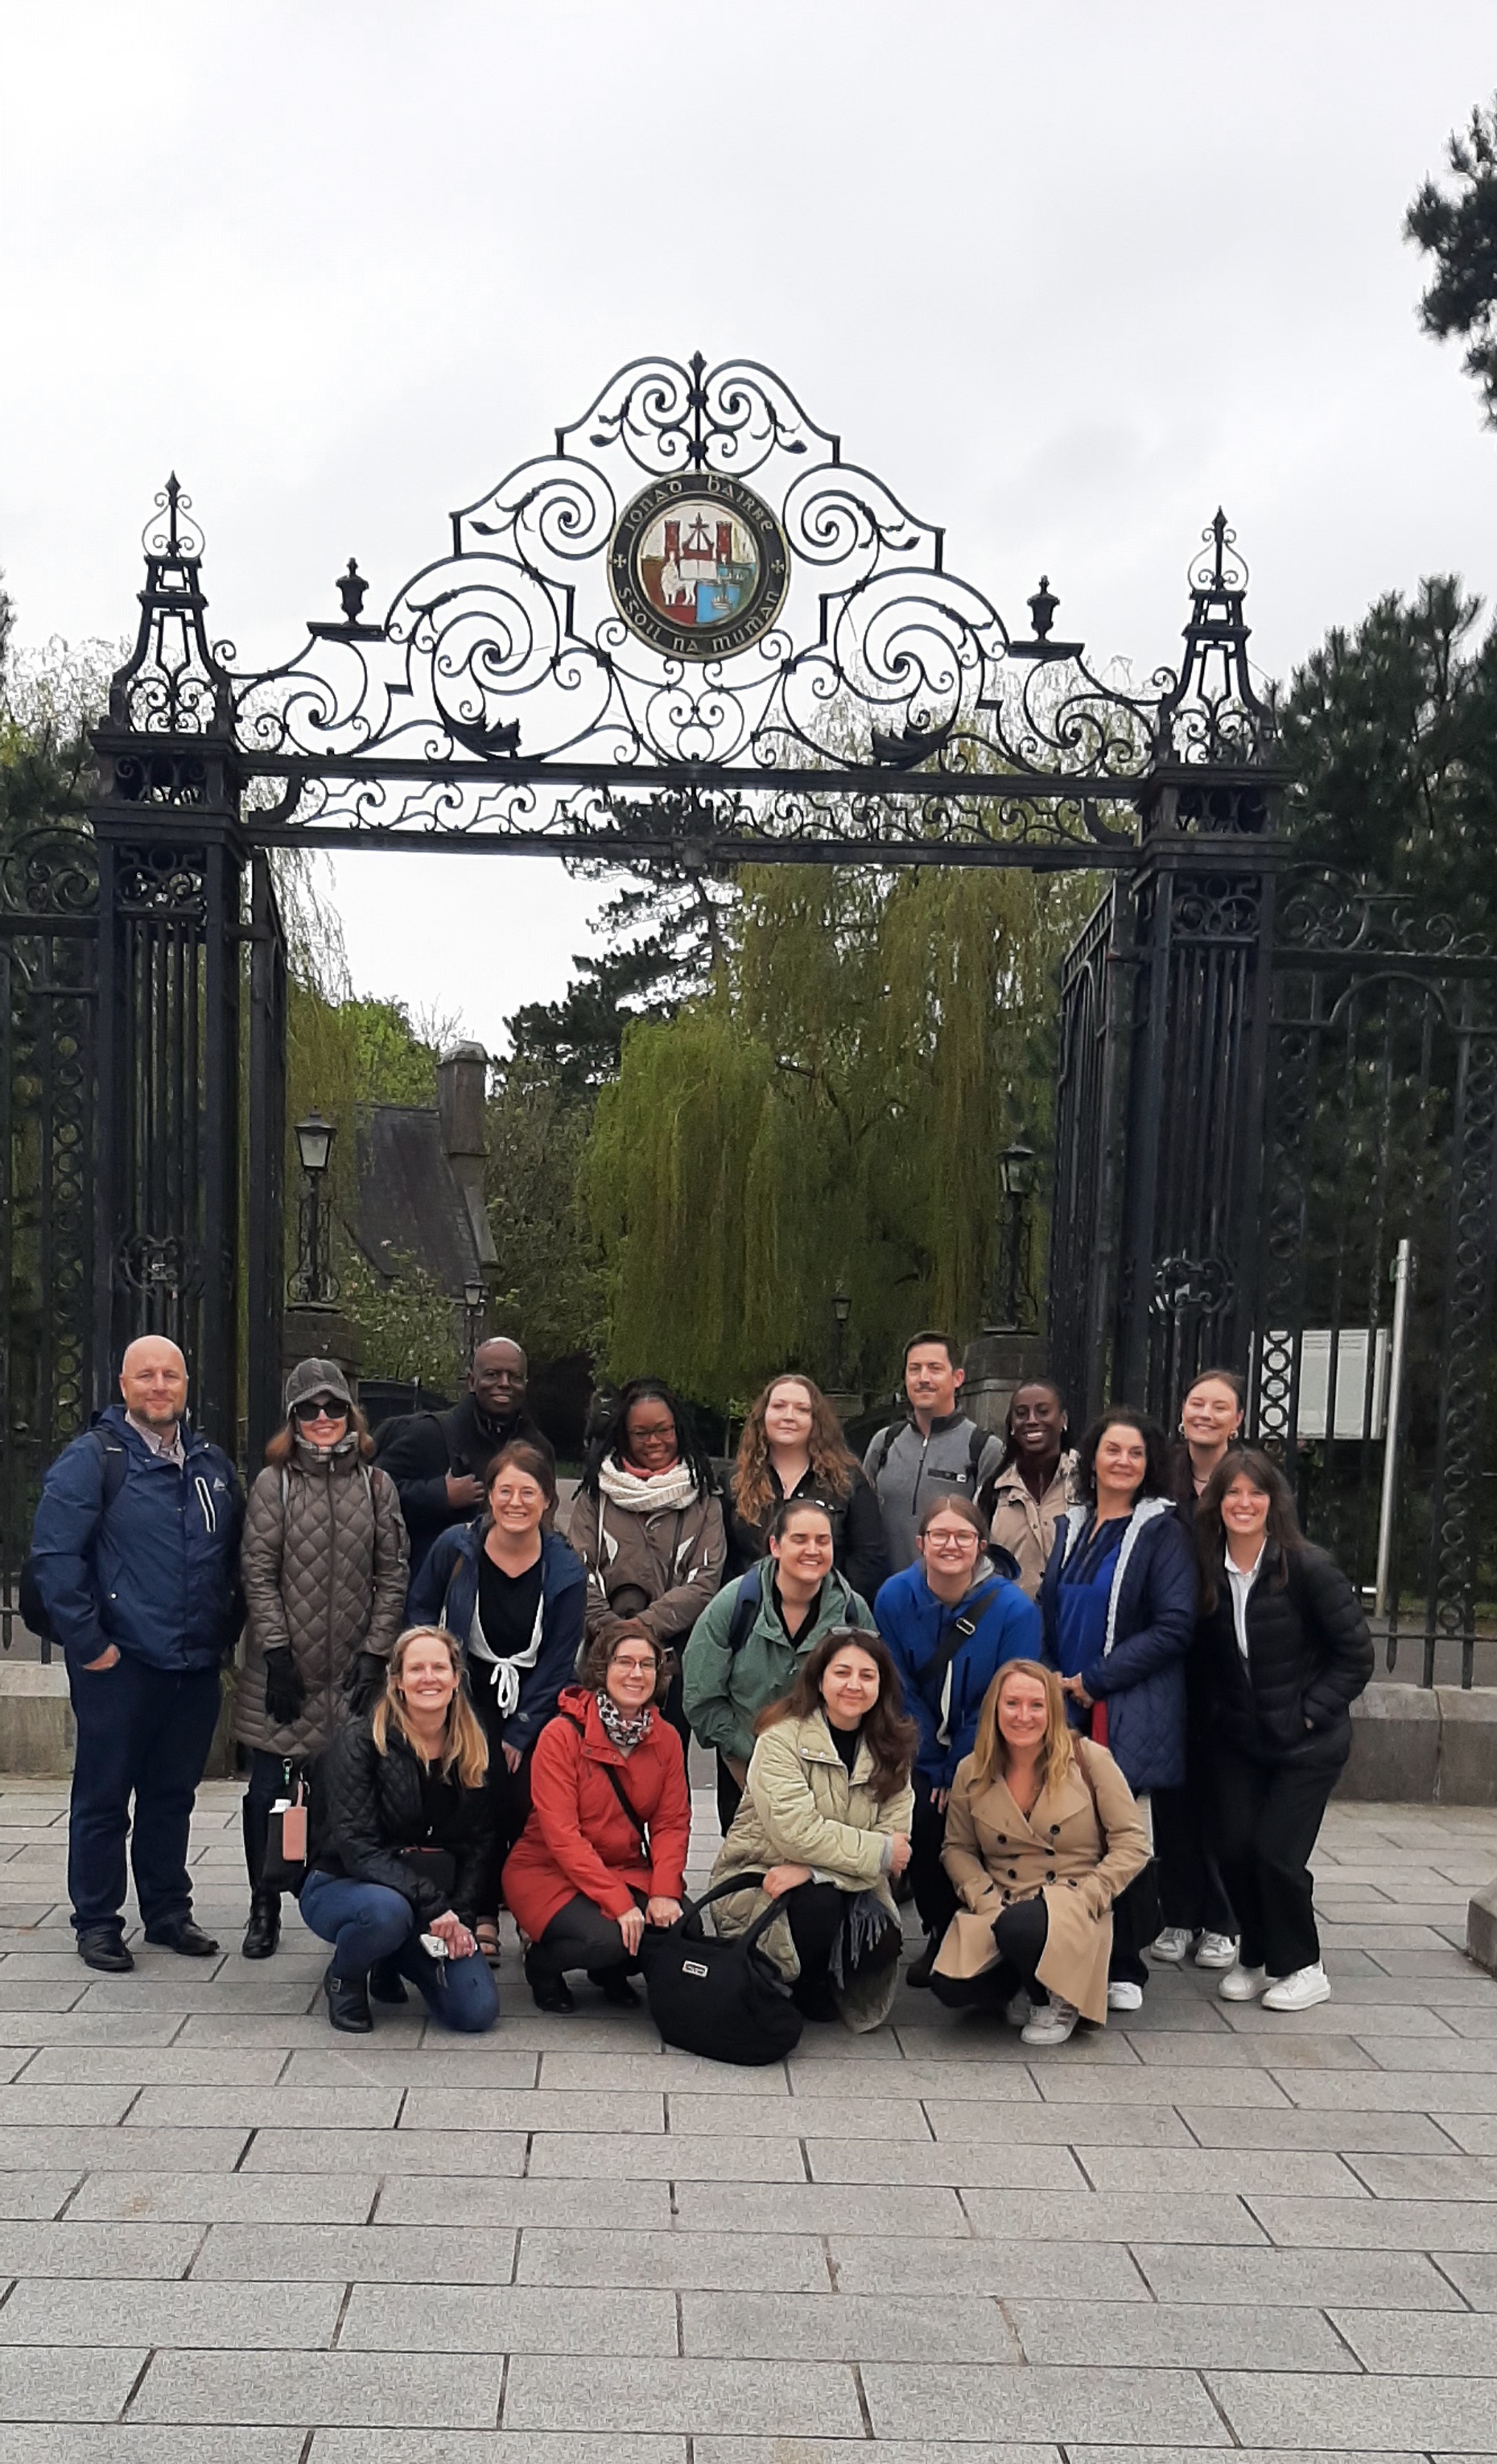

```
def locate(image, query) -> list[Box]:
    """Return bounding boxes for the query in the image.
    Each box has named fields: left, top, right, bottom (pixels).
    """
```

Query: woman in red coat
left=503, top=1622, right=691, bottom=2012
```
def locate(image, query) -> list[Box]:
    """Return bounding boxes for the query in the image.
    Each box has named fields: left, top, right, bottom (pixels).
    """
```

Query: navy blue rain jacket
left=876, top=1558, right=1042, bottom=1793
left=406, top=1522, right=587, bottom=1756
left=1039, top=1499, right=1198, bottom=1793
left=29, top=1405, right=244, bottom=1676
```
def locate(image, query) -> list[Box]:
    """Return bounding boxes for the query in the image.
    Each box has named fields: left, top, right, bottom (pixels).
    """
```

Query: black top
left=476, top=1550, right=544, bottom=1659
left=724, top=1460, right=889, bottom=1603
left=828, top=1719, right=862, bottom=1776
left=773, top=1575, right=820, bottom=1649
left=307, top=1719, right=493, bottom=1926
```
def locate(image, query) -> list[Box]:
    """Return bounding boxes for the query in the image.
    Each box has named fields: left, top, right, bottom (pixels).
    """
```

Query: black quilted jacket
left=1197, top=1540, right=1373, bottom=1763
left=307, top=1716, right=493, bottom=1925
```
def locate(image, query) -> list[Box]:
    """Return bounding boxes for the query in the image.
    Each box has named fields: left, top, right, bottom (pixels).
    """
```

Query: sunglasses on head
left=293, top=1395, right=344, bottom=1422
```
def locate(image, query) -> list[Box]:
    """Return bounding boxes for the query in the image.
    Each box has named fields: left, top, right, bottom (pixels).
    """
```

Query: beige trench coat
left=935, top=1739, right=1149, bottom=2024
left=987, top=1451, right=1078, bottom=1599
left=710, top=1710, right=915, bottom=2033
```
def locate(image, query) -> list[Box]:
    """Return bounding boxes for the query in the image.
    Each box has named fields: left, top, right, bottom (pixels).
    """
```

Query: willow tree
left=584, top=859, right=1092, bottom=1408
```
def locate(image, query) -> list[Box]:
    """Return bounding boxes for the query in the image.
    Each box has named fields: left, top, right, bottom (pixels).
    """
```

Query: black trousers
left=716, top=1753, right=744, bottom=1838
left=241, top=1747, right=303, bottom=1892
left=528, top=1888, right=646, bottom=1985
left=909, top=1781, right=958, bottom=1938
left=783, top=1880, right=901, bottom=2018
left=930, top=1895, right=1050, bottom=2010
left=465, top=1679, right=532, bottom=1921
left=1212, top=1738, right=1343, bottom=1978
left=67, top=1655, right=224, bottom=1936
left=1153, top=1758, right=1237, bottom=1938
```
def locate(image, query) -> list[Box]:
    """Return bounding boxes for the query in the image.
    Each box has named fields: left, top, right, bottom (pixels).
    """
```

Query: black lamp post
left=997, top=1141, right=1037, bottom=1330
left=464, top=1276, right=486, bottom=1360
left=291, top=1110, right=338, bottom=1303
left=832, top=1288, right=852, bottom=1387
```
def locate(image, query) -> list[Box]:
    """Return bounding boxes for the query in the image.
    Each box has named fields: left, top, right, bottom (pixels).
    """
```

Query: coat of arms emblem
left=608, top=473, right=789, bottom=658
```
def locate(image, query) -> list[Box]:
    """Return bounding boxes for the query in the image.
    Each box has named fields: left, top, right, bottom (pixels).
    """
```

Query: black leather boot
left=524, top=1949, right=575, bottom=2013
left=906, top=1930, right=940, bottom=1989
left=241, top=1892, right=281, bottom=1961
left=323, top=1964, right=373, bottom=2033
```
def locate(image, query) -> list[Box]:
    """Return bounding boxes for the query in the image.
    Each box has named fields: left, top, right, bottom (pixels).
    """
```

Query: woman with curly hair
left=567, top=1378, right=728, bottom=1744
left=726, top=1372, right=888, bottom=1602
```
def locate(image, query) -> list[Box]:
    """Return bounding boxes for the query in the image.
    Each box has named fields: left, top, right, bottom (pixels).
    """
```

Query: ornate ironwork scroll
left=97, top=357, right=1280, bottom=856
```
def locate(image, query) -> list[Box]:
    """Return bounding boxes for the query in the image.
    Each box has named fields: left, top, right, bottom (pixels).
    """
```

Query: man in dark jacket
left=864, top=1331, right=1004, bottom=1574
left=374, top=1337, right=553, bottom=1581
left=28, top=1336, right=244, bottom=1971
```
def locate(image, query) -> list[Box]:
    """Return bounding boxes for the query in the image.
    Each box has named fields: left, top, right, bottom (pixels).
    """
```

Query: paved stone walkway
left=0, top=1778, right=1493, bottom=2460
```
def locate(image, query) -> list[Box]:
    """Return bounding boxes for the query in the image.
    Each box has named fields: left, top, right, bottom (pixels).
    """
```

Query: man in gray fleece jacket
left=864, top=1331, right=1004, bottom=1573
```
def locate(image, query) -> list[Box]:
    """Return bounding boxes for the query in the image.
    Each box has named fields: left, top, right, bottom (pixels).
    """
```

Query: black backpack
left=637, top=1872, right=804, bottom=2066
left=19, top=1430, right=130, bottom=1645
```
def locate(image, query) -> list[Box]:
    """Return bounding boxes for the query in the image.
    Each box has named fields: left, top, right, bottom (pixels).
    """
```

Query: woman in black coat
left=301, top=1626, right=500, bottom=2037
left=725, top=1373, right=888, bottom=1603
left=1195, top=1450, right=1372, bottom=2013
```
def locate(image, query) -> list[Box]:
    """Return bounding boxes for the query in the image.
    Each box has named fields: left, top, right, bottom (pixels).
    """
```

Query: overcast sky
left=4, top=2, right=1495, bottom=1055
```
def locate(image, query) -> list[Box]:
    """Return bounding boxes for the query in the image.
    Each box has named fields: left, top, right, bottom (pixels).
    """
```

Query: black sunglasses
left=293, top=1395, right=345, bottom=1422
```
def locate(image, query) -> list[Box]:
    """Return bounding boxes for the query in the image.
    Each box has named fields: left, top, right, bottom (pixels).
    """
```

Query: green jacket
left=681, top=1566, right=874, bottom=1766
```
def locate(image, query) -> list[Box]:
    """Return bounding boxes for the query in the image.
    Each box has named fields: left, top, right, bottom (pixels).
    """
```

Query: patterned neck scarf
left=596, top=1689, right=654, bottom=1754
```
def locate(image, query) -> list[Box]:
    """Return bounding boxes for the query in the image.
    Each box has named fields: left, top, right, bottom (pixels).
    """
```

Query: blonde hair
left=370, top=1626, right=489, bottom=1791
left=969, top=1658, right=1075, bottom=1798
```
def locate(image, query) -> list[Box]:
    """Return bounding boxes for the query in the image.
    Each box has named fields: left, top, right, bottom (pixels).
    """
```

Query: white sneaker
left=1218, top=1963, right=1274, bottom=2002
left=1194, top=1931, right=1239, bottom=1971
left=1152, top=1926, right=1192, bottom=1965
left=1260, top=1962, right=1331, bottom=2012
left=1107, top=1979, right=1144, bottom=2012
left=1021, top=1996, right=1078, bottom=2046
left=1004, top=1990, right=1033, bottom=2029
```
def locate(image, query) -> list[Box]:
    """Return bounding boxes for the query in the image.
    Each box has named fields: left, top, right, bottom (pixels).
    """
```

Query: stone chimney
left=437, top=1042, right=498, bottom=1276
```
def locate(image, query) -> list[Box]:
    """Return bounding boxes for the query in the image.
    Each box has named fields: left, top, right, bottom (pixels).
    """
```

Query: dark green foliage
left=505, top=799, right=733, bottom=1096
left=1278, top=576, right=1497, bottom=928
left=1407, top=97, right=1497, bottom=424
left=484, top=1055, right=606, bottom=1362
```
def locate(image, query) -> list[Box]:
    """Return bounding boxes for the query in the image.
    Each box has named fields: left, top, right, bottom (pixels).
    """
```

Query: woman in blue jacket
left=876, top=1494, right=1041, bottom=1986
left=1039, top=1407, right=1196, bottom=2011
left=406, top=1442, right=585, bottom=1963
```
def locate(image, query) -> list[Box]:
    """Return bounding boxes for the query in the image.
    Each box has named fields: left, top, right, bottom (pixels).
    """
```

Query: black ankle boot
left=323, top=1965, right=373, bottom=2033
left=588, top=1967, right=641, bottom=2008
left=524, top=1950, right=575, bottom=2014
left=906, top=1930, right=939, bottom=1989
left=241, top=1892, right=281, bottom=1961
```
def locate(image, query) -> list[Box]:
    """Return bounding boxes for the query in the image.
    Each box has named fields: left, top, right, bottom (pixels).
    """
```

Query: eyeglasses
left=926, top=1532, right=975, bottom=1550
left=293, top=1397, right=344, bottom=1422
left=611, top=1656, right=658, bottom=1675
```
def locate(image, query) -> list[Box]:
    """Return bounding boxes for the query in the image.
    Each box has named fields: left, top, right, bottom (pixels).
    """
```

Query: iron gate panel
left=0, top=830, right=97, bottom=1648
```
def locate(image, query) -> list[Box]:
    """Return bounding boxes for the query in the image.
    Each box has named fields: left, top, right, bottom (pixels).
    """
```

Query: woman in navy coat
left=1039, top=1406, right=1196, bottom=2009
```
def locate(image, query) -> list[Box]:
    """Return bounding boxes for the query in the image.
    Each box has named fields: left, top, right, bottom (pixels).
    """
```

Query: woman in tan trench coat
left=933, top=1658, right=1149, bottom=2045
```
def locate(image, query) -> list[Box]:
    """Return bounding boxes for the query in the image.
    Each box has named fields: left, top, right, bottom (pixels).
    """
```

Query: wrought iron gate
left=6, top=356, right=1495, bottom=1671
left=0, top=829, right=97, bottom=1645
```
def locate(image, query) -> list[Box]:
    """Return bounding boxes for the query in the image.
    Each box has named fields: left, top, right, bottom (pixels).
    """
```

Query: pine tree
left=1407, top=97, right=1497, bottom=425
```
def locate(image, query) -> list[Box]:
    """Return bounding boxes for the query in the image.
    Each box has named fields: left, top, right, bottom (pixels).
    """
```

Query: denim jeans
left=298, top=1871, right=499, bottom=2033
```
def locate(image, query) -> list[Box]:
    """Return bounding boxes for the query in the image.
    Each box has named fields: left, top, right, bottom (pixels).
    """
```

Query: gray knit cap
left=284, top=1356, right=354, bottom=1415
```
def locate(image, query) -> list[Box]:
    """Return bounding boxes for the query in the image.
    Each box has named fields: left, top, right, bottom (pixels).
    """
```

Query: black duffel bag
left=637, top=1873, right=803, bottom=2066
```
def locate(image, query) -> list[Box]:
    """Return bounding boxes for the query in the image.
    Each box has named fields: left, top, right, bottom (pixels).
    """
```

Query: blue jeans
left=67, top=1653, right=224, bottom=1935
left=298, top=1871, right=499, bottom=2033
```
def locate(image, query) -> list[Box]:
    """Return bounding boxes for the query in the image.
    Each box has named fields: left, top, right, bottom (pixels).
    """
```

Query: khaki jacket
left=710, top=1710, right=915, bottom=2033
left=936, top=1738, right=1149, bottom=2023
left=987, top=1451, right=1077, bottom=1599
left=237, top=1445, right=408, bottom=1760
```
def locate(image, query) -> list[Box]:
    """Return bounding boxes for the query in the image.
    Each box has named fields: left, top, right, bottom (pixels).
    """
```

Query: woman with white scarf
left=406, top=1442, right=586, bottom=1963
left=567, top=1378, right=728, bottom=1748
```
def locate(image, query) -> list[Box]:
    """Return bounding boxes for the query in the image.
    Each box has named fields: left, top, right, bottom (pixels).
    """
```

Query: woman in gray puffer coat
left=236, top=1360, right=408, bottom=1962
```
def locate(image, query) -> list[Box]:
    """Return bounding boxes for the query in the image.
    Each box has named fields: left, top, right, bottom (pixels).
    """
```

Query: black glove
left=348, top=1650, right=388, bottom=1715
left=262, top=1646, right=306, bottom=1727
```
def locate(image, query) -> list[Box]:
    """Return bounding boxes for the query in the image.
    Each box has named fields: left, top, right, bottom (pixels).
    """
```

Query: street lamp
left=996, top=1141, right=1037, bottom=1330
left=464, top=1276, right=486, bottom=1359
left=832, top=1288, right=852, bottom=1388
left=291, top=1110, right=338, bottom=1304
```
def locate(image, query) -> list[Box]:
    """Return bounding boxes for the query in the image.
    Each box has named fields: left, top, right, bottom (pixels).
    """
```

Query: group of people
left=27, top=1324, right=1373, bottom=2050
